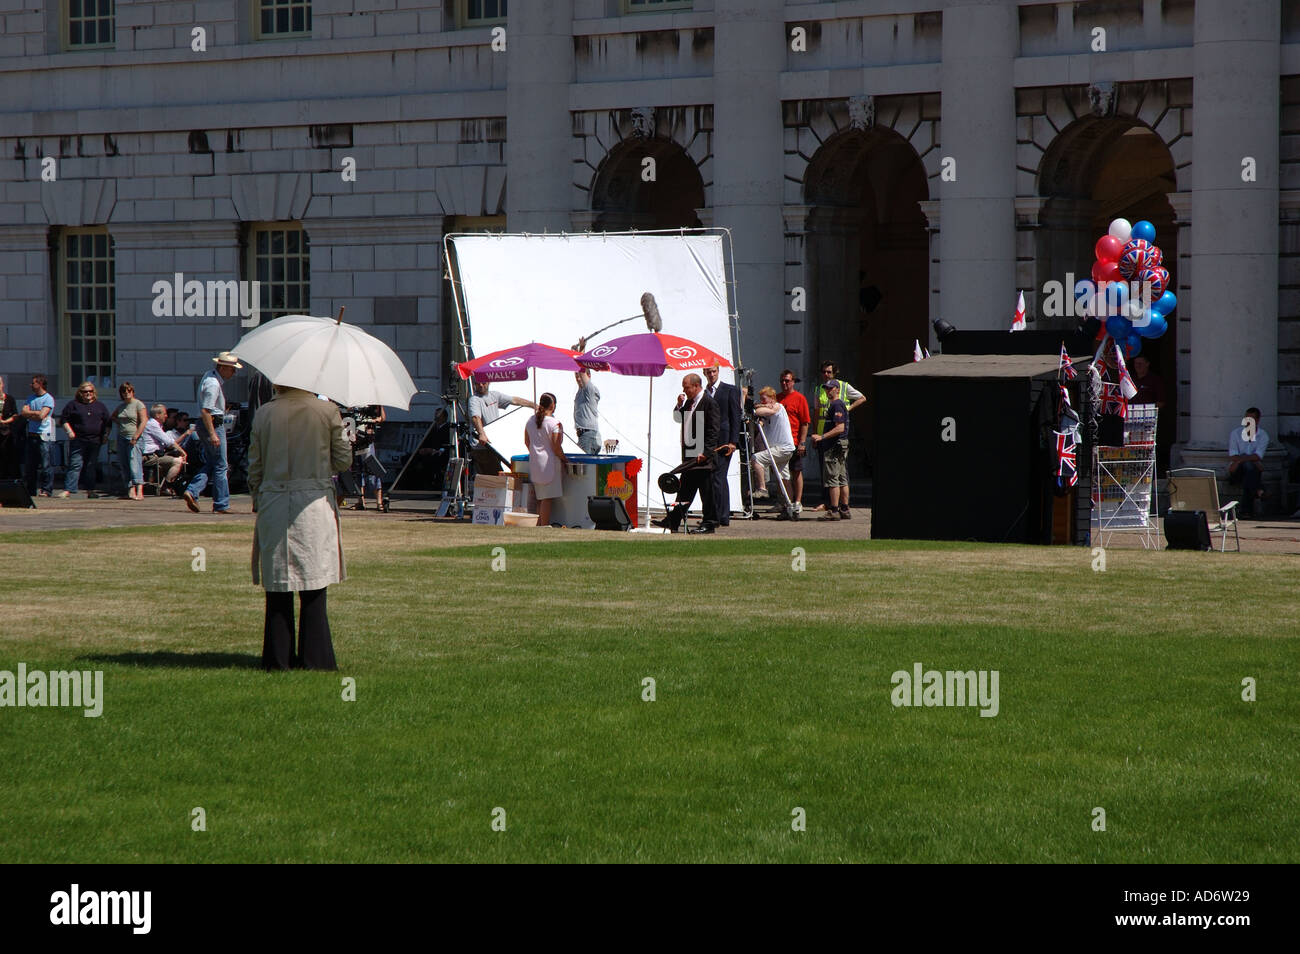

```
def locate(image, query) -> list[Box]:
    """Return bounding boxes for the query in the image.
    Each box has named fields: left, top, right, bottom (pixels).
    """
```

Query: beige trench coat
left=247, top=388, right=354, bottom=592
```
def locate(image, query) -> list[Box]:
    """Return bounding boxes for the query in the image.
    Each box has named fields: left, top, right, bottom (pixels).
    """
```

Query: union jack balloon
left=1139, top=264, right=1170, bottom=299
left=1118, top=239, right=1152, bottom=279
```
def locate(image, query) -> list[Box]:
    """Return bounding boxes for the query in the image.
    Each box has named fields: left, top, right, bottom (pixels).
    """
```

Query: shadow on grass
left=78, top=651, right=263, bottom=670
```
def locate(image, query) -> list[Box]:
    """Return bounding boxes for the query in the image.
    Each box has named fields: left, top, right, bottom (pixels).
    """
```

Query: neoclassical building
left=1, top=0, right=1296, bottom=488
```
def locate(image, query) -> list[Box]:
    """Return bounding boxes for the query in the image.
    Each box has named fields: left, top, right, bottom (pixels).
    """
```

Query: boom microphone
left=641, top=292, right=663, bottom=333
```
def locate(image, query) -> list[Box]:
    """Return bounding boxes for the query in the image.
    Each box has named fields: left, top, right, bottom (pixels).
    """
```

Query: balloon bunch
left=1073, top=218, right=1176, bottom=358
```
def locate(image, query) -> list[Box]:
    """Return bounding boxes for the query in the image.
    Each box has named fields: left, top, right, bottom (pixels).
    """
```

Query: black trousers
left=665, top=466, right=716, bottom=530
left=710, top=449, right=733, bottom=524
left=263, top=588, right=336, bottom=671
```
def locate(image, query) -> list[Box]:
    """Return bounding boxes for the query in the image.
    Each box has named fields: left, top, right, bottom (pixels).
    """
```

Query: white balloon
left=1108, top=218, right=1132, bottom=243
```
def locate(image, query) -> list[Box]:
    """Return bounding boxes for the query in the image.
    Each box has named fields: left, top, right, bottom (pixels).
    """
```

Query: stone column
left=782, top=204, right=811, bottom=381
left=1182, top=0, right=1281, bottom=499
left=504, top=0, right=574, bottom=233
left=938, top=0, right=1018, bottom=331
left=1167, top=191, right=1192, bottom=453
left=918, top=200, right=941, bottom=349
left=714, top=0, right=786, bottom=380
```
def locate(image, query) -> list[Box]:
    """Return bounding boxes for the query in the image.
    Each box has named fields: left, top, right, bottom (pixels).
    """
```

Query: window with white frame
left=61, top=229, right=116, bottom=388
left=460, top=0, right=506, bottom=26
left=254, top=0, right=312, bottom=39
left=65, top=0, right=115, bottom=50
left=248, top=224, right=310, bottom=324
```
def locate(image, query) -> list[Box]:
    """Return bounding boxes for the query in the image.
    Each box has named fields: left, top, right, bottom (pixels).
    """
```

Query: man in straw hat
left=183, top=351, right=241, bottom=514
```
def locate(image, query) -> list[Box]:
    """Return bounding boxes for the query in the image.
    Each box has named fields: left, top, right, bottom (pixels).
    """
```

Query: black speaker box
left=0, top=480, right=36, bottom=509
left=1164, top=510, right=1212, bottom=550
left=588, top=495, right=631, bottom=531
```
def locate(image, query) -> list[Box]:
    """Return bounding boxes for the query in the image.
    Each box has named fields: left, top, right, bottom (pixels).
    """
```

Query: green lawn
left=1, top=524, right=1295, bottom=863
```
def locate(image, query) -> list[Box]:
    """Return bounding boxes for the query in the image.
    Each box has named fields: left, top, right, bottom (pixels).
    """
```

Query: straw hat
left=213, top=351, right=243, bottom=369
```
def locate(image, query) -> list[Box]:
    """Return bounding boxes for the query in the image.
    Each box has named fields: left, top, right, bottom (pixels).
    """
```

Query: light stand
left=733, top=365, right=758, bottom=519
left=436, top=393, right=472, bottom=519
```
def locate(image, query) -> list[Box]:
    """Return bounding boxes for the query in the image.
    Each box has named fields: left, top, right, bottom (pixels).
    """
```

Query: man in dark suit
left=702, top=364, right=742, bottom=525
left=653, top=373, right=720, bottom=534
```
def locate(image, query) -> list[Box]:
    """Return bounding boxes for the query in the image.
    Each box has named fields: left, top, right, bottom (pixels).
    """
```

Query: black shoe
left=351, top=500, right=366, bottom=511
left=776, top=510, right=793, bottom=521
left=839, top=507, right=852, bottom=519
left=651, top=517, right=680, bottom=532
left=687, top=523, right=717, bottom=534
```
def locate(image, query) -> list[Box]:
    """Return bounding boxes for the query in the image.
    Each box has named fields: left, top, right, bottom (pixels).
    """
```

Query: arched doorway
left=1038, top=117, right=1178, bottom=470
left=803, top=126, right=930, bottom=472
left=590, top=137, right=705, bottom=231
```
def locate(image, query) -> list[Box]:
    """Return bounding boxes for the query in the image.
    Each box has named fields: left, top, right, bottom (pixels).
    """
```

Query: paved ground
left=4, top=491, right=1299, bottom=553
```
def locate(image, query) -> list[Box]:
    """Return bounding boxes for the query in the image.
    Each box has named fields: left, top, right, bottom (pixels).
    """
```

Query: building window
left=248, top=224, right=310, bottom=324
left=65, top=0, right=115, bottom=50
left=624, top=0, right=692, bottom=12
left=459, top=0, right=506, bottom=26
left=254, top=0, right=312, bottom=39
left=61, top=229, right=116, bottom=388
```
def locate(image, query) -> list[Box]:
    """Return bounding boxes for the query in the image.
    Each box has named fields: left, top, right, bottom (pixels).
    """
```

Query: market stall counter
left=510, top=454, right=639, bottom=529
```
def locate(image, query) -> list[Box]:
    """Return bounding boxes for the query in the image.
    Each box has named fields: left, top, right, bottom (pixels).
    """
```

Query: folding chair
left=1167, top=467, right=1240, bottom=552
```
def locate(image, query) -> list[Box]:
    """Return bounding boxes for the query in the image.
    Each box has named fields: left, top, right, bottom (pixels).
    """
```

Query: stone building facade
left=2, top=0, right=1297, bottom=493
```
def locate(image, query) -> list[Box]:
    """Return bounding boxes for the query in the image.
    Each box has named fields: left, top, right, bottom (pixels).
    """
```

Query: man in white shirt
left=751, top=386, right=796, bottom=518
left=183, top=351, right=240, bottom=513
left=467, top=379, right=536, bottom=474
left=140, top=403, right=188, bottom=494
left=1227, top=406, right=1269, bottom=517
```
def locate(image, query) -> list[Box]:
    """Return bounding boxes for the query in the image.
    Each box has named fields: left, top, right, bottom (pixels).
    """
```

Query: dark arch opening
left=802, top=125, right=930, bottom=474
left=590, top=137, right=705, bottom=231
left=1037, top=115, right=1178, bottom=469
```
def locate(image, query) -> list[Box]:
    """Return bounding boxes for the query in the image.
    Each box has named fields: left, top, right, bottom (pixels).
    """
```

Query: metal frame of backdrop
left=442, top=228, right=749, bottom=519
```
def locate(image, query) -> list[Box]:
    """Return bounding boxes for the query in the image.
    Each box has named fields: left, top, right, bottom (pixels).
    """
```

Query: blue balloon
left=1131, top=220, right=1157, bottom=243
left=1126, top=334, right=1142, bottom=357
left=1137, top=312, right=1167, bottom=339
left=1106, top=314, right=1131, bottom=340
left=1103, top=281, right=1128, bottom=315
left=1151, top=290, right=1177, bottom=317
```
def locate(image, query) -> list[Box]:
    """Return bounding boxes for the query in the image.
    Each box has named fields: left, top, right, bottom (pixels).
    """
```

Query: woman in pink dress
left=524, top=392, right=567, bottom=527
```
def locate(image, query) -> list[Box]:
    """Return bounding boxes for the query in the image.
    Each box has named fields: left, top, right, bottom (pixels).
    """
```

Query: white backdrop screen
left=450, top=233, right=742, bottom=513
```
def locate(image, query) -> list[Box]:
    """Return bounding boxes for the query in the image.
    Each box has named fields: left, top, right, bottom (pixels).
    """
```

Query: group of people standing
left=0, top=374, right=195, bottom=501
left=656, top=359, right=864, bottom=530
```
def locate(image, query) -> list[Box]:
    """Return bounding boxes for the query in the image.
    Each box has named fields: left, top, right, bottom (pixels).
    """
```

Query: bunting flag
left=913, top=339, right=924, bottom=362
left=1011, top=291, right=1026, bottom=331
left=1093, top=335, right=1110, bottom=376
left=1111, top=339, right=1138, bottom=400
left=1055, top=431, right=1079, bottom=488
left=1101, top=382, right=1129, bottom=419
left=1059, top=342, right=1077, bottom=380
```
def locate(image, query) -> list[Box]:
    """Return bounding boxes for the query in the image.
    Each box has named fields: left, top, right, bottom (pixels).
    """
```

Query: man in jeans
left=184, top=351, right=241, bottom=514
left=58, top=381, right=112, bottom=498
left=573, top=369, right=602, bottom=455
left=19, top=374, right=56, bottom=497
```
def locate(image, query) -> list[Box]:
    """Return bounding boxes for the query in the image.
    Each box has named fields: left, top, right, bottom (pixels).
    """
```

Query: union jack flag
left=1055, top=430, right=1079, bottom=488
left=1059, top=342, right=1077, bottom=380
left=1101, top=382, right=1128, bottom=419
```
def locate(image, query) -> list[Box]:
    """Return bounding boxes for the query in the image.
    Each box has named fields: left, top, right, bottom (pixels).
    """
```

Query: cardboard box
left=472, top=505, right=507, bottom=526
left=472, top=487, right=510, bottom=510
left=474, top=474, right=511, bottom=491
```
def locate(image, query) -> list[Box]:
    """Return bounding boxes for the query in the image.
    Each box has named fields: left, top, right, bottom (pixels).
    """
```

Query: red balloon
left=1092, top=260, right=1121, bottom=284
left=1095, top=235, right=1124, bottom=262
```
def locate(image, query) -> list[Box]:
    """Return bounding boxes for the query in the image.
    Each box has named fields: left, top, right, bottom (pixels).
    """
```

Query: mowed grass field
left=0, top=520, right=1296, bottom=863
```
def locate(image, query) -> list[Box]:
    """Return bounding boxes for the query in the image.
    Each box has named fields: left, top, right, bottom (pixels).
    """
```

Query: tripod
left=749, top=411, right=797, bottom=519
left=436, top=396, right=472, bottom=519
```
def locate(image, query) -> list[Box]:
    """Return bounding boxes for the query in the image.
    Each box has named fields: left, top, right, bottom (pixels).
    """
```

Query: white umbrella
left=231, top=310, right=418, bottom=409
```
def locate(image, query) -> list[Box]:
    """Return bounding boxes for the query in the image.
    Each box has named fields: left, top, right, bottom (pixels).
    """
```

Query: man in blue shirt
left=183, top=351, right=241, bottom=514
left=19, top=374, right=55, bottom=497
left=1227, top=406, right=1269, bottom=517
left=573, top=369, right=602, bottom=455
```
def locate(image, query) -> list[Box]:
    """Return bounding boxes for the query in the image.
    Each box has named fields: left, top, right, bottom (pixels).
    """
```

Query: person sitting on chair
left=467, top=379, right=536, bottom=475
left=140, top=403, right=188, bottom=496
left=1228, top=406, right=1268, bottom=518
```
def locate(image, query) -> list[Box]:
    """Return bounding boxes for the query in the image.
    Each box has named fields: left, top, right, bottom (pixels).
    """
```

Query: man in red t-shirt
left=775, top=369, right=811, bottom=514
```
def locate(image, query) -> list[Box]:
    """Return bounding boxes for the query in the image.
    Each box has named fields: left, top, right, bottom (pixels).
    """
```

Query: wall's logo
left=665, top=346, right=697, bottom=360
left=151, top=273, right=261, bottom=327
left=50, top=884, right=150, bottom=934
left=489, top=356, right=524, bottom=368
left=590, top=345, right=618, bottom=358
